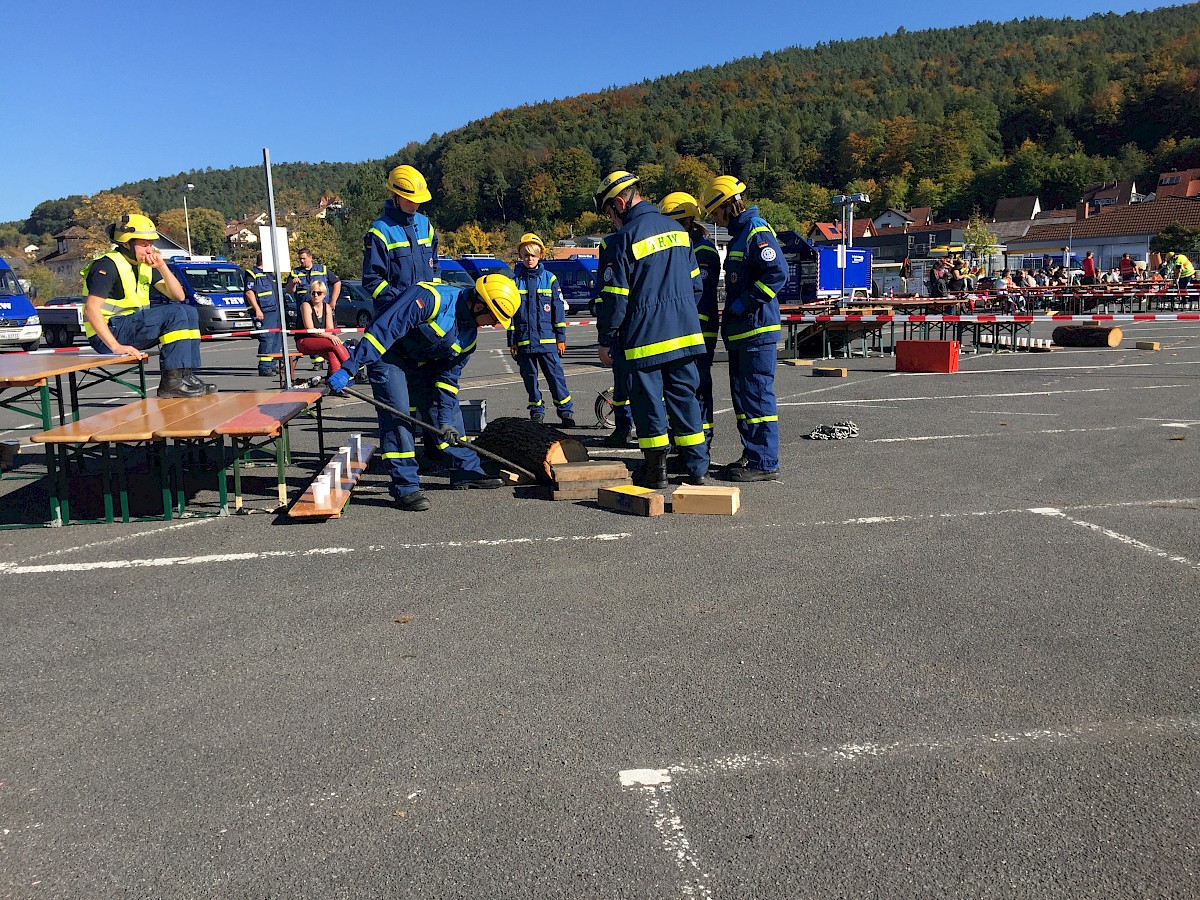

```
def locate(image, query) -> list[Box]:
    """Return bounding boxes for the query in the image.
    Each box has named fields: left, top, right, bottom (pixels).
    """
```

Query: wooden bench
left=32, top=389, right=324, bottom=525
left=288, top=443, right=378, bottom=520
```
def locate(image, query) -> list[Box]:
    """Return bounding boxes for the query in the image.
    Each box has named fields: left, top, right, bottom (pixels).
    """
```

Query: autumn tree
left=73, top=192, right=144, bottom=256
left=156, top=207, right=227, bottom=256
left=442, top=223, right=491, bottom=256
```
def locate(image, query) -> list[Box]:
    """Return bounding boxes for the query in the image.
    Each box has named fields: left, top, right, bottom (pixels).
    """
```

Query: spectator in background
left=1081, top=251, right=1097, bottom=285
left=1118, top=253, right=1137, bottom=283
left=294, top=280, right=350, bottom=377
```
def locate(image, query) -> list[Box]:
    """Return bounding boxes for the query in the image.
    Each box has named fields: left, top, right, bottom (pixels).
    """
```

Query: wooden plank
left=542, top=477, right=634, bottom=501
left=780, top=359, right=815, bottom=367
left=32, top=399, right=185, bottom=444
left=0, top=351, right=141, bottom=385
left=812, top=367, right=848, bottom=377
left=155, top=394, right=274, bottom=439
left=671, top=485, right=741, bottom=516
left=500, top=468, right=536, bottom=486
left=216, top=390, right=323, bottom=437
left=552, top=460, right=631, bottom=483
left=1135, top=341, right=1161, bottom=351
left=289, top=443, right=377, bottom=520
left=597, top=484, right=664, bottom=517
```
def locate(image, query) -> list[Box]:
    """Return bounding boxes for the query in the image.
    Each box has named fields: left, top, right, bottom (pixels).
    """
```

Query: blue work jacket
left=721, top=205, right=787, bottom=347
left=361, top=200, right=440, bottom=315
left=692, top=231, right=720, bottom=344
left=595, top=201, right=704, bottom=371
left=245, top=268, right=278, bottom=312
left=347, top=281, right=478, bottom=374
left=508, top=263, right=566, bottom=354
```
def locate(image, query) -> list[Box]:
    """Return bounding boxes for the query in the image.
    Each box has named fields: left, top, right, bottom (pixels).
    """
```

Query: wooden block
left=812, top=367, right=848, bottom=377
left=597, top=485, right=665, bottom=517
left=500, top=468, right=536, bottom=485
left=551, top=480, right=633, bottom=501
left=780, top=358, right=814, bottom=367
left=552, top=460, right=631, bottom=483
left=1135, top=341, right=1161, bottom=351
left=671, top=485, right=741, bottom=516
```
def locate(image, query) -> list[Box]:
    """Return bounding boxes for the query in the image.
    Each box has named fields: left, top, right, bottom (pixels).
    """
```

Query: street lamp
left=183, top=183, right=195, bottom=255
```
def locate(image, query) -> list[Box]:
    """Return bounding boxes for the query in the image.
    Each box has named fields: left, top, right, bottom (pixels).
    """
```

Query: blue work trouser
left=256, top=307, right=282, bottom=371
left=368, top=359, right=419, bottom=498
left=89, top=304, right=202, bottom=370
left=727, top=341, right=779, bottom=470
left=698, top=339, right=717, bottom=439
left=629, top=356, right=709, bottom=478
left=406, top=367, right=487, bottom=483
left=611, top=352, right=634, bottom=433
left=517, top=351, right=574, bottom=419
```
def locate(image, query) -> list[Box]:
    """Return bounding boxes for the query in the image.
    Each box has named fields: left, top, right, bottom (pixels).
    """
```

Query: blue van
left=457, top=255, right=515, bottom=282
left=0, top=256, right=42, bottom=351
left=543, top=256, right=598, bottom=314
left=164, top=257, right=254, bottom=336
left=437, top=259, right=475, bottom=289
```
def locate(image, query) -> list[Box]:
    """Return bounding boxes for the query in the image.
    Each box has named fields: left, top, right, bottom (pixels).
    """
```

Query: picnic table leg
left=68, top=372, right=82, bottom=422
left=157, top=442, right=172, bottom=520
left=274, top=434, right=287, bottom=509
left=232, top=437, right=244, bottom=513
left=54, top=375, right=67, bottom=427
left=174, top=441, right=187, bottom=517
left=216, top=438, right=229, bottom=516
left=116, top=444, right=130, bottom=523
left=101, top=443, right=115, bottom=524
left=316, top=398, right=325, bottom=459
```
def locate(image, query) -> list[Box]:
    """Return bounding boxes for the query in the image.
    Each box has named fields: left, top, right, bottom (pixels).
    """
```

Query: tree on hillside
left=24, top=196, right=83, bottom=237
left=1150, top=224, right=1200, bottom=258
left=963, top=213, right=1001, bottom=270
left=442, top=223, right=491, bottom=256
left=72, top=193, right=143, bottom=256
left=157, top=207, right=227, bottom=256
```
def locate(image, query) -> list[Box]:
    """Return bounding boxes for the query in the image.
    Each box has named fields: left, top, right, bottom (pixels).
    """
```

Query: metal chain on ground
left=807, top=420, right=860, bottom=440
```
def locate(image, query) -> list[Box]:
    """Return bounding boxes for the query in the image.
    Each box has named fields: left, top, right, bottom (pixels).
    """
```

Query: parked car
left=165, top=257, right=254, bottom=336
left=544, top=256, right=598, bottom=314
left=438, top=258, right=474, bottom=289
left=457, top=255, right=515, bottom=281
left=38, top=296, right=87, bottom=347
left=333, top=280, right=376, bottom=329
left=0, top=256, right=42, bottom=351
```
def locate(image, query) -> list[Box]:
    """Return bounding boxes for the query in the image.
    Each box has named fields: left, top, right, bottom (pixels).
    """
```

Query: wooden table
left=31, top=389, right=323, bottom=525
left=0, top=350, right=147, bottom=432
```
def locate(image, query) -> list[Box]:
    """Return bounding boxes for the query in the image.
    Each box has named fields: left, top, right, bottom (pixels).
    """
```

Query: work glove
left=557, top=341, right=566, bottom=357
left=327, top=368, right=352, bottom=394
left=727, top=297, right=748, bottom=318
left=509, top=345, right=517, bottom=359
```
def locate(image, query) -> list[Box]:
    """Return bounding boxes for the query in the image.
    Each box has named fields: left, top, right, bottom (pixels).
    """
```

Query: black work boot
left=395, top=490, right=431, bottom=512
left=633, top=449, right=669, bottom=490
left=181, top=369, right=218, bottom=394
left=602, top=429, right=631, bottom=448
left=157, top=370, right=206, bottom=399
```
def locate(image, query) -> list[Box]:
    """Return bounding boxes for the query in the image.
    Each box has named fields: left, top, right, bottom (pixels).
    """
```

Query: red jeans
left=295, top=335, right=351, bottom=374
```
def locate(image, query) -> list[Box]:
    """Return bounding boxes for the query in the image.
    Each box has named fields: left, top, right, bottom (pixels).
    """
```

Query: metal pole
left=183, top=186, right=193, bottom=255
left=263, top=149, right=294, bottom=389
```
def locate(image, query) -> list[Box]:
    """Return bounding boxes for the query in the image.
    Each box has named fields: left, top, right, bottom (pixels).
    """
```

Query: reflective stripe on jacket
left=348, top=281, right=469, bottom=370
left=362, top=200, right=439, bottom=314
left=595, top=201, right=705, bottom=370
left=508, top=263, right=566, bottom=352
left=81, top=250, right=151, bottom=338
left=721, top=206, right=787, bottom=347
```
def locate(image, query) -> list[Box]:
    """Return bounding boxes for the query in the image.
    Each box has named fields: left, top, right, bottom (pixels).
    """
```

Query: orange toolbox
left=895, top=340, right=960, bottom=374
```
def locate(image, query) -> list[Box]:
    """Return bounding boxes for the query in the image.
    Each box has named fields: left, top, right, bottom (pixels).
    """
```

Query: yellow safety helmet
left=518, top=232, right=547, bottom=254
left=701, top=175, right=748, bottom=214
left=109, top=213, right=159, bottom=244
left=660, top=191, right=703, bottom=222
left=593, top=170, right=640, bottom=212
left=473, top=274, right=520, bottom=328
left=387, top=164, right=432, bottom=204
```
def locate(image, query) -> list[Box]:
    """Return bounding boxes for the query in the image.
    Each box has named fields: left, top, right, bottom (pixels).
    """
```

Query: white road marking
left=619, top=769, right=712, bottom=900
left=0, top=533, right=633, bottom=576
left=20, top=517, right=217, bottom=561
left=621, top=715, right=1198, bottom=900
left=966, top=410, right=1059, bottom=416
left=1029, top=507, right=1200, bottom=571
left=775, top=384, right=1186, bottom=408
left=870, top=425, right=1131, bottom=443
left=923, top=363, right=1155, bottom=374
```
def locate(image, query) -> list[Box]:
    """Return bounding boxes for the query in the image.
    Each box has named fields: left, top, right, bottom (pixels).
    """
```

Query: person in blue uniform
left=243, top=254, right=281, bottom=376
left=360, top=164, right=442, bottom=496
left=508, top=232, right=575, bottom=427
left=327, top=275, right=520, bottom=511
left=593, top=171, right=709, bottom=488
left=702, top=175, right=788, bottom=482
left=660, top=192, right=719, bottom=443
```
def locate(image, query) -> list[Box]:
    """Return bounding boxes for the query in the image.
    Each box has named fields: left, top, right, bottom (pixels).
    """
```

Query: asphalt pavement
left=0, top=317, right=1197, bottom=899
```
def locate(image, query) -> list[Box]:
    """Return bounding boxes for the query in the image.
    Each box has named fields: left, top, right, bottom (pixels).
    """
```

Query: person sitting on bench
left=294, top=280, right=351, bottom=376
left=82, top=214, right=216, bottom=398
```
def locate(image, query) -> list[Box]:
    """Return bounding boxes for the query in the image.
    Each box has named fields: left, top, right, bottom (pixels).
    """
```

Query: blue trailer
left=776, top=231, right=873, bottom=301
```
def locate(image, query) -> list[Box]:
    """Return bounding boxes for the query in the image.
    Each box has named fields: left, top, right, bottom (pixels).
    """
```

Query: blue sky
left=0, top=0, right=1161, bottom=224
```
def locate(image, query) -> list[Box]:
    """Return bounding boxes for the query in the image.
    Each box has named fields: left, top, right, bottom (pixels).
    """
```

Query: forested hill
left=21, top=4, right=1200, bottom=240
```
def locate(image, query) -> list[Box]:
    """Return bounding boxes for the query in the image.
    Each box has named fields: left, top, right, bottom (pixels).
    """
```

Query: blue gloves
left=327, top=368, right=352, bottom=393
left=727, top=297, right=748, bottom=318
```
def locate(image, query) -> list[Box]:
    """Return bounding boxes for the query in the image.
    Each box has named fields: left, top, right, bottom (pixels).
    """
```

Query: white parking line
left=776, top=384, right=1187, bottom=408
left=869, top=425, right=1132, bottom=443
left=620, top=714, right=1199, bottom=900
left=20, top=517, right=217, bottom=561
left=1030, top=507, right=1200, bottom=571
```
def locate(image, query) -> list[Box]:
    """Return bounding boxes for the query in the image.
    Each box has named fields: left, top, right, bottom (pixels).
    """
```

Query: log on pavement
left=1051, top=325, right=1123, bottom=348
left=472, top=417, right=589, bottom=483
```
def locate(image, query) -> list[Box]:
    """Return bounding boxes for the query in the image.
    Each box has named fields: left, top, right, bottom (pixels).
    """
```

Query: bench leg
left=101, top=443, right=115, bottom=524
left=232, top=438, right=244, bottom=513
left=275, top=434, right=287, bottom=509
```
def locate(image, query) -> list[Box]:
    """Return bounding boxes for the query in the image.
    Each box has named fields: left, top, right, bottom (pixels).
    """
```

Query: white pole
left=183, top=184, right=194, bottom=255
left=263, top=149, right=294, bottom=390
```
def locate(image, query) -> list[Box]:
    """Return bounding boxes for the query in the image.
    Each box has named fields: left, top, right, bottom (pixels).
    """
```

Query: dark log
left=472, top=417, right=589, bottom=483
left=1051, top=325, right=1123, bottom=348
